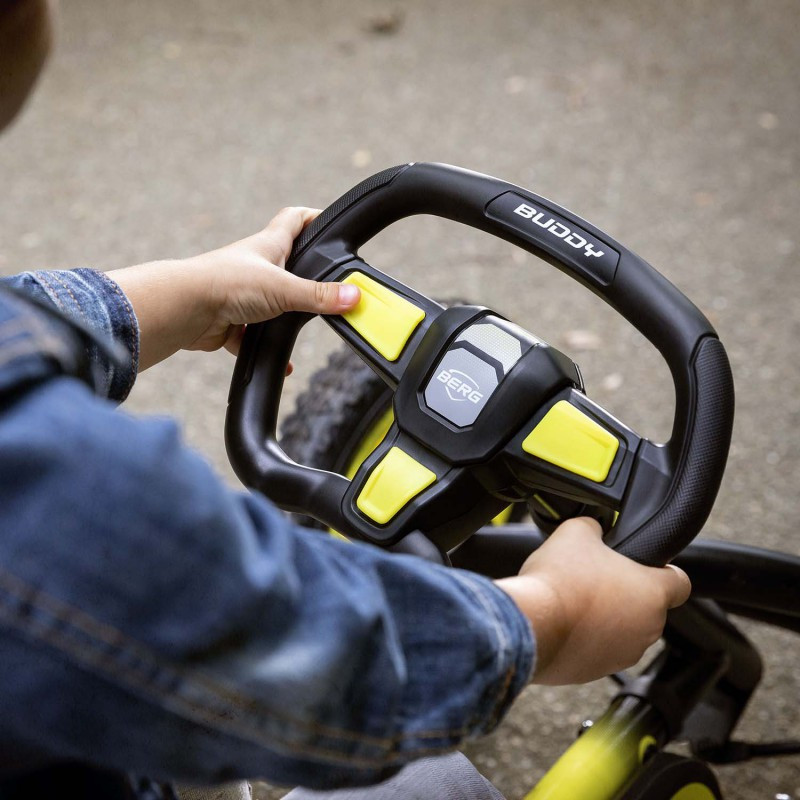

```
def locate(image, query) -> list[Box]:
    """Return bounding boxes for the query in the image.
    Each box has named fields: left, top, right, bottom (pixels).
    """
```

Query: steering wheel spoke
left=322, top=260, right=445, bottom=388
left=342, top=426, right=449, bottom=544
left=502, top=389, right=641, bottom=514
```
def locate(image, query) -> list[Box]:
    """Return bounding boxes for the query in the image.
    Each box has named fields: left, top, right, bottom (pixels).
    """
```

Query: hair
left=0, top=0, right=52, bottom=131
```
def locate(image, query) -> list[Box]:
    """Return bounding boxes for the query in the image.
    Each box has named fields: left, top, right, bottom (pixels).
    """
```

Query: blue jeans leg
left=282, top=753, right=505, bottom=800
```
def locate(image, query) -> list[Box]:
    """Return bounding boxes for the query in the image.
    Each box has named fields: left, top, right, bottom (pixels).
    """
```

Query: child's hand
left=110, top=207, right=361, bottom=371
left=495, top=517, right=691, bottom=685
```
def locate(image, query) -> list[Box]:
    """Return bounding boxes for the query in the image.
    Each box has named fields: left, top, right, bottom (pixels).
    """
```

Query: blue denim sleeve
left=0, top=269, right=139, bottom=401
left=0, top=377, right=535, bottom=789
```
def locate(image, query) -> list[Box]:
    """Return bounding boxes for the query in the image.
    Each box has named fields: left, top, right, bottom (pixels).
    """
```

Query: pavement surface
left=1, top=1, right=798, bottom=797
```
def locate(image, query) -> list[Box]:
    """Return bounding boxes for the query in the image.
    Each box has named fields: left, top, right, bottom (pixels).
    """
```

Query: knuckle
left=260, top=233, right=289, bottom=266
left=314, top=280, right=330, bottom=307
left=275, top=287, right=292, bottom=314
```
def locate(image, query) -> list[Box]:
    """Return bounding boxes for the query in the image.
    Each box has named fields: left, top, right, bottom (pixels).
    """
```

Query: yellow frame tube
left=523, top=698, right=663, bottom=800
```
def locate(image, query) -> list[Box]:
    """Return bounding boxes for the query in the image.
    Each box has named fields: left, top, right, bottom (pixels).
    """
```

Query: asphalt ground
left=1, top=1, right=798, bottom=797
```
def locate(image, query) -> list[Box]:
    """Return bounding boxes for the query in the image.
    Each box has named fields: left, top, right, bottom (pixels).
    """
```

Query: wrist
left=495, top=573, right=570, bottom=680
left=180, top=252, right=228, bottom=321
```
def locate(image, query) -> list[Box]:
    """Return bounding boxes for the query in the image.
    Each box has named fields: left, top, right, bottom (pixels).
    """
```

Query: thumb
left=661, top=564, right=692, bottom=609
left=280, top=273, right=361, bottom=315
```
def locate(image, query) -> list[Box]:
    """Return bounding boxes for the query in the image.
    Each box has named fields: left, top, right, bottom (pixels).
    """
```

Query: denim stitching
left=49, top=271, right=89, bottom=325
left=31, top=271, right=67, bottom=313
left=0, top=567, right=472, bottom=754
left=90, top=269, right=139, bottom=396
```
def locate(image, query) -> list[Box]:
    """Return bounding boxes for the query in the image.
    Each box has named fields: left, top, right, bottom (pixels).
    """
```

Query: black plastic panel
left=485, top=191, right=620, bottom=285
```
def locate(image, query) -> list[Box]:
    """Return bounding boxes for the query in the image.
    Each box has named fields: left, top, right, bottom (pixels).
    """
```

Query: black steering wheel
left=225, top=163, right=733, bottom=567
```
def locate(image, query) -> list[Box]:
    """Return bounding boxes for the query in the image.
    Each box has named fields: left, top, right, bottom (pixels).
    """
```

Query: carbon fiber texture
left=288, top=164, right=411, bottom=267
left=619, top=337, right=734, bottom=566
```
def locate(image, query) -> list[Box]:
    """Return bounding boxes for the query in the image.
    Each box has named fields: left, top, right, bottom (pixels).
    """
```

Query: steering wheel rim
left=226, top=163, right=734, bottom=567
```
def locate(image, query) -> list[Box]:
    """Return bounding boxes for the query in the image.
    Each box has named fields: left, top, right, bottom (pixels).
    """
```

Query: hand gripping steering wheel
left=225, top=163, right=734, bottom=567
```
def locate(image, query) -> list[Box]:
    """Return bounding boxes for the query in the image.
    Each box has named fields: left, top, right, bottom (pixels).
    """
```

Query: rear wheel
left=619, top=753, right=723, bottom=800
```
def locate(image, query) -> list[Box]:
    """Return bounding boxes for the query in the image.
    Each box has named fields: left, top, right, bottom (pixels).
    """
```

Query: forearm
left=0, top=378, right=534, bottom=788
left=108, top=258, right=215, bottom=371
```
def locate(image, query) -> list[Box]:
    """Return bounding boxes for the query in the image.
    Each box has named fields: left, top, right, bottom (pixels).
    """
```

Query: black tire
left=619, top=752, right=723, bottom=799
left=281, top=344, right=391, bottom=529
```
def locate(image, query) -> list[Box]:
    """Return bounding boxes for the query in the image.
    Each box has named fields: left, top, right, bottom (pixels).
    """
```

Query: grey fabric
left=283, top=753, right=505, bottom=800
left=178, top=782, right=252, bottom=800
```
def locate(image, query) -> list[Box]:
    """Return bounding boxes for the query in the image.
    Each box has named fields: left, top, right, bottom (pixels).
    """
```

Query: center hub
left=423, top=316, right=532, bottom=427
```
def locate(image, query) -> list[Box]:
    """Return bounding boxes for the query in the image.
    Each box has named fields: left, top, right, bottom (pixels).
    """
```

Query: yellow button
left=522, top=401, right=619, bottom=482
left=356, top=447, right=436, bottom=524
left=342, top=272, right=425, bottom=361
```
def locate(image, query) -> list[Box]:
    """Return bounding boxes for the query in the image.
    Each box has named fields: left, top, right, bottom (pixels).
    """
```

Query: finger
left=279, top=272, right=361, bottom=315
left=551, top=516, right=604, bottom=540
left=300, top=208, right=322, bottom=229
left=661, top=564, right=692, bottom=608
left=224, top=324, right=293, bottom=369
left=258, top=207, right=322, bottom=266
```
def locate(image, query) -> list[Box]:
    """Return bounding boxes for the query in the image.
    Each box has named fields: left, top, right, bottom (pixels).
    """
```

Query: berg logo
left=513, top=203, right=605, bottom=260
left=436, top=369, right=483, bottom=404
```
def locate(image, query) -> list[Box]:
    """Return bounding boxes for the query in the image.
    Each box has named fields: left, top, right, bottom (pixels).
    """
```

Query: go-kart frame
left=452, top=525, right=800, bottom=799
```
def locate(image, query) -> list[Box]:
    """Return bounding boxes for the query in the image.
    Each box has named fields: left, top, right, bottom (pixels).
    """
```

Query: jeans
left=178, top=754, right=505, bottom=800
left=284, top=753, right=504, bottom=800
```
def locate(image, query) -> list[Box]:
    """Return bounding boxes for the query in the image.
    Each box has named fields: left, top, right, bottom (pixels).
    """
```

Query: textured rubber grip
left=289, top=164, right=411, bottom=266
left=618, top=337, right=734, bottom=566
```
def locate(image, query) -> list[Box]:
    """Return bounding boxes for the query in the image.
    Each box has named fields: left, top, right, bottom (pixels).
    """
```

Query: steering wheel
left=225, top=163, right=733, bottom=567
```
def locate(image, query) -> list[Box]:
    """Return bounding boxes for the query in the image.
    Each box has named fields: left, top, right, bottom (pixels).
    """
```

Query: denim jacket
left=0, top=269, right=535, bottom=790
